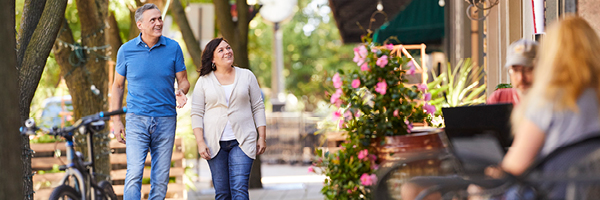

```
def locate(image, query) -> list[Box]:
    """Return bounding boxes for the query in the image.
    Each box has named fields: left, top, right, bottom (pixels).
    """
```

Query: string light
left=56, top=39, right=111, bottom=52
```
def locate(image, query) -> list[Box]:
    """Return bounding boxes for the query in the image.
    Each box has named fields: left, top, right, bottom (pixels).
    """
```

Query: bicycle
left=21, top=108, right=127, bottom=200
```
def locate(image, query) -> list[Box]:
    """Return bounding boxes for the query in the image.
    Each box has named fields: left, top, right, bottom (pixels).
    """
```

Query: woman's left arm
left=500, top=119, right=545, bottom=176
left=248, top=71, right=267, bottom=155
left=257, top=126, right=266, bottom=155
left=248, top=72, right=267, bottom=128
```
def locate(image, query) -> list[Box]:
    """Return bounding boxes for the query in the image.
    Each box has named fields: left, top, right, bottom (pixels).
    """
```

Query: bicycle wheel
left=49, top=185, right=81, bottom=200
left=96, top=180, right=118, bottom=200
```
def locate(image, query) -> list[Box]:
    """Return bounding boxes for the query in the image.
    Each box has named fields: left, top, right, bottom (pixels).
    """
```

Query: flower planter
left=372, top=129, right=450, bottom=199
left=373, top=128, right=446, bottom=164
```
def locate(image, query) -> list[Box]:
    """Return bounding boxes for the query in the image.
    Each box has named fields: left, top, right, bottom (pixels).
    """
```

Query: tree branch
left=19, top=0, right=68, bottom=120
left=171, top=0, right=203, bottom=71
left=16, top=0, right=47, bottom=70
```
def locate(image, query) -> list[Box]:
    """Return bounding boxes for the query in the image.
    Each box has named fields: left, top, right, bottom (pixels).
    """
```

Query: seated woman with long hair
left=402, top=15, right=600, bottom=200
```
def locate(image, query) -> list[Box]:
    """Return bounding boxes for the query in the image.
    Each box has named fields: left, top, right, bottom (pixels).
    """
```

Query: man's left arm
left=175, top=70, right=190, bottom=108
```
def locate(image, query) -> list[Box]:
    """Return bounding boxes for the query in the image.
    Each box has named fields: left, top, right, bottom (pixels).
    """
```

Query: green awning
left=373, top=0, right=445, bottom=45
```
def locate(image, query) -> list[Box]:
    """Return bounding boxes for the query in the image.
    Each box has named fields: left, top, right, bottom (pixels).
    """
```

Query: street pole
left=271, top=22, right=285, bottom=112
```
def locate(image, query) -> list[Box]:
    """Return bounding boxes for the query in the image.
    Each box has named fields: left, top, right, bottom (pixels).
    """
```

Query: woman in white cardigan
left=191, top=38, right=267, bottom=200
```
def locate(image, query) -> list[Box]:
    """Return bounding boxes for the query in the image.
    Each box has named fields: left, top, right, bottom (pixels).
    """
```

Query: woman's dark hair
left=199, top=37, right=228, bottom=76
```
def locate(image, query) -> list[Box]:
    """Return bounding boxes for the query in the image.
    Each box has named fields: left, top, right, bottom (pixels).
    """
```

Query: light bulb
left=439, top=0, right=445, bottom=7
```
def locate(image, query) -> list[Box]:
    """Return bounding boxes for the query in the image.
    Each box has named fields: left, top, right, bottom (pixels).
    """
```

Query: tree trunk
left=17, top=0, right=68, bottom=198
left=0, top=1, right=24, bottom=199
left=171, top=0, right=203, bottom=71
left=53, top=0, right=111, bottom=182
left=75, top=0, right=111, bottom=182
left=106, top=11, right=122, bottom=62
left=249, top=154, right=263, bottom=188
left=127, top=0, right=142, bottom=40
left=213, top=0, right=250, bottom=69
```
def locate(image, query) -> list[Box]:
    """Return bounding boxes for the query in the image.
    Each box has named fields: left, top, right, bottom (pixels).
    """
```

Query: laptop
left=441, top=103, right=514, bottom=173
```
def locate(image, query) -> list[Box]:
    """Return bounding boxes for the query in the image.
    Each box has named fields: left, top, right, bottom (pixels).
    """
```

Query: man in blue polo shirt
left=110, top=3, right=190, bottom=200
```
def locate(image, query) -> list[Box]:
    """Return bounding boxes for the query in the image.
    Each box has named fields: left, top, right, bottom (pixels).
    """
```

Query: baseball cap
left=505, top=39, right=538, bottom=68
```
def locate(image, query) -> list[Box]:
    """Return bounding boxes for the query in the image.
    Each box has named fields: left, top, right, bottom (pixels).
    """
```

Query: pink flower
left=360, top=62, right=369, bottom=71
left=371, top=164, right=380, bottom=170
left=308, top=166, right=314, bottom=173
left=351, top=79, right=361, bottom=88
left=332, top=110, right=342, bottom=121
left=407, top=67, right=415, bottom=75
left=423, top=93, right=432, bottom=101
left=330, top=89, right=342, bottom=106
left=406, top=61, right=416, bottom=75
left=355, top=111, right=361, bottom=118
left=330, top=94, right=339, bottom=104
left=393, top=109, right=399, bottom=117
left=360, top=173, right=378, bottom=186
left=334, top=100, right=342, bottom=108
left=424, top=104, right=436, bottom=115
left=347, top=189, right=352, bottom=194
left=371, top=48, right=378, bottom=53
left=369, top=154, right=377, bottom=161
left=358, top=45, right=368, bottom=57
left=376, top=55, right=388, bottom=68
left=344, top=110, right=353, bottom=120
left=338, top=119, right=344, bottom=128
left=375, top=81, right=387, bottom=95
left=417, top=83, right=428, bottom=92
left=358, top=149, right=369, bottom=160
left=405, top=120, right=413, bottom=133
left=353, top=51, right=363, bottom=64
left=386, top=43, right=394, bottom=50
left=332, top=73, right=342, bottom=89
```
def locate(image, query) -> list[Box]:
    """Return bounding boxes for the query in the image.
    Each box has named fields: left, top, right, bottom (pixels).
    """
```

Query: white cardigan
left=191, top=67, right=267, bottom=159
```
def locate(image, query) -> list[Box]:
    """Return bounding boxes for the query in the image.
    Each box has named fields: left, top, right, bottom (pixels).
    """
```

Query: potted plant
left=426, top=58, right=487, bottom=126
left=311, top=35, right=441, bottom=199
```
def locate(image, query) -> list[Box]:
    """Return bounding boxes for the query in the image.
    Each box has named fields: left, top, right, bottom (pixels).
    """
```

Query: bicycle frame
left=22, top=108, right=126, bottom=200
left=58, top=120, right=105, bottom=200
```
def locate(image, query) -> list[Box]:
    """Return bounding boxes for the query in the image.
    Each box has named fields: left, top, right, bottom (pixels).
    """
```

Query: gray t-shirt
left=526, top=88, right=600, bottom=156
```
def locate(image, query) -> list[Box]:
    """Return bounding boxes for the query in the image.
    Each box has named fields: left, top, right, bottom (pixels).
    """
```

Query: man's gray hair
left=135, top=3, right=160, bottom=23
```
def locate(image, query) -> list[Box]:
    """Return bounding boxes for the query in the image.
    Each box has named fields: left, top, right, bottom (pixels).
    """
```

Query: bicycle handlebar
left=20, top=107, right=127, bottom=137
left=98, top=107, right=127, bottom=118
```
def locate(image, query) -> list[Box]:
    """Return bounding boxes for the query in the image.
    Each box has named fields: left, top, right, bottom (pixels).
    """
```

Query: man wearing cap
left=487, top=39, right=538, bottom=105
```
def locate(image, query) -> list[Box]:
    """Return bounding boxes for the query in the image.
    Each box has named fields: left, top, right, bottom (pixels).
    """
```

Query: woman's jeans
left=123, top=113, right=176, bottom=200
left=207, top=140, right=255, bottom=200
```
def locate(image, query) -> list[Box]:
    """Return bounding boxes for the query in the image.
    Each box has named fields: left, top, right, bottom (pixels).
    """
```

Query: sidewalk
left=186, top=159, right=325, bottom=200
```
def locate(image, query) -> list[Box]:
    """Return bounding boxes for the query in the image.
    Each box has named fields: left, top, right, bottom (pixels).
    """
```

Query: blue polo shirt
left=116, top=34, right=186, bottom=117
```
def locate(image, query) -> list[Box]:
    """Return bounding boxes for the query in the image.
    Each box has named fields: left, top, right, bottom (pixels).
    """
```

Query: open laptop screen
left=442, top=103, right=514, bottom=150
left=442, top=103, right=514, bottom=171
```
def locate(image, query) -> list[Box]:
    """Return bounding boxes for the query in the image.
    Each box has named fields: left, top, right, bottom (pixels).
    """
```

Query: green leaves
left=427, top=58, right=487, bottom=118
left=317, top=33, right=439, bottom=200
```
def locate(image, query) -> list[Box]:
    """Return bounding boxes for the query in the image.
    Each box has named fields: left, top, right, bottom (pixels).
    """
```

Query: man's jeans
left=207, top=140, right=254, bottom=200
left=123, top=113, right=176, bottom=200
